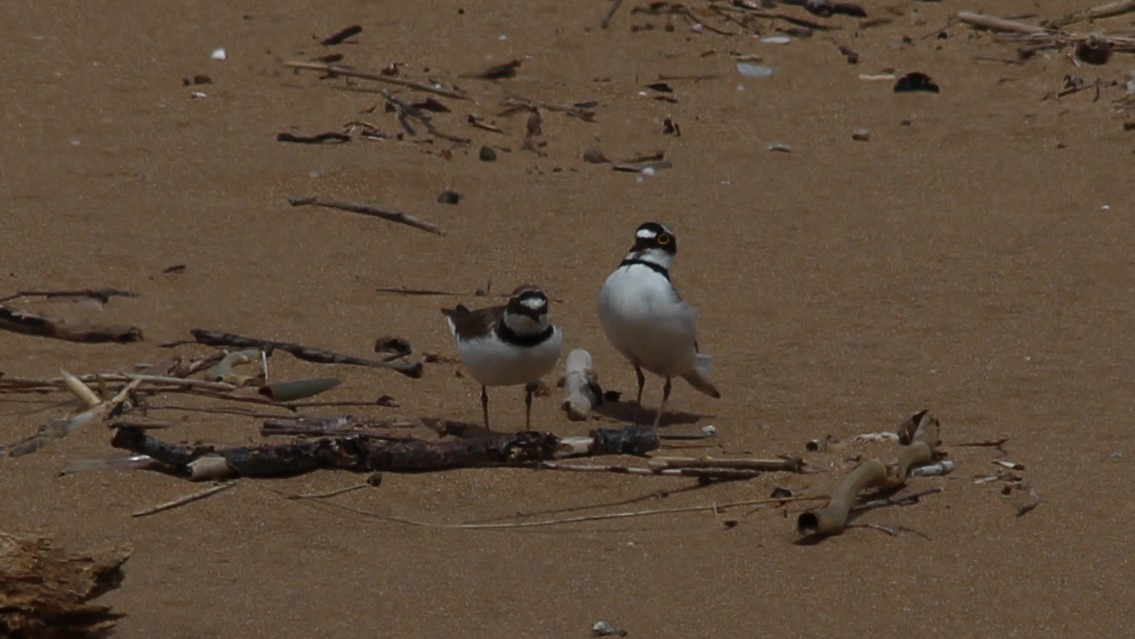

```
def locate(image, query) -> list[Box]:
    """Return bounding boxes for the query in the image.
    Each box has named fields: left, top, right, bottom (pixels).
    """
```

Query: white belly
left=598, top=267, right=698, bottom=377
left=456, top=328, right=564, bottom=387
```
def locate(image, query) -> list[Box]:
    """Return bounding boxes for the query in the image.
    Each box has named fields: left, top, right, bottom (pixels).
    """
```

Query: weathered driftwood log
left=111, top=423, right=660, bottom=480
left=797, top=410, right=942, bottom=538
left=0, top=531, right=130, bottom=638
left=560, top=349, right=603, bottom=421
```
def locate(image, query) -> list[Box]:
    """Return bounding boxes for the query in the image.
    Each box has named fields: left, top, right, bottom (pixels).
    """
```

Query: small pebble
left=583, top=146, right=610, bottom=163
left=437, top=190, right=461, bottom=205
left=852, top=128, right=870, bottom=141
left=478, top=146, right=497, bottom=161
left=210, top=47, right=227, bottom=61
left=736, top=62, right=773, bottom=78
left=767, top=142, right=793, bottom=153
left=592, top=621, right=628, bottom=637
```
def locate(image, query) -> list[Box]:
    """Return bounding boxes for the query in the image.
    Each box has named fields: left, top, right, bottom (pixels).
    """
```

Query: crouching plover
left=442, top=285, right=564, bottom=431
left=597, top=222, right=720, bottom=428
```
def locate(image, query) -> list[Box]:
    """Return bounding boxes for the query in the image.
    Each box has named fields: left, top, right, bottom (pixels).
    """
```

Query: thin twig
left=131, top=480, right=239, bottom=517
left=288, top=196, right=445, bottom=236
left=285, top=61, right=473, bottom=101
left=380, top=90, right=471, bottom=144
left=0, top=288, right=138, bottom=304
left=532, top=461, right=765, bottom=481
left=285, top=482, right=370, bottom=500
left=652, top=456, right=804, bottom=473
left=601, top=0, right=624, bottom=28
left=1046, top=0, right=1135, bottom=28
left=318, top=494, right=827, bottom=529
left=375, top=286, right=486, bottom=297
left=955, top=11, right=1052, bottom=35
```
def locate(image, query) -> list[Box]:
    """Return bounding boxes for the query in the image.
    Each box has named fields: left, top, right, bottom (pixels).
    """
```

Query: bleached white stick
left=560, top=349, right=602, bottom=421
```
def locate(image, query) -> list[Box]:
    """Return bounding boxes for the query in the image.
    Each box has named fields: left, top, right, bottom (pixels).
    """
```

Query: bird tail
left=682, top=354, right=720, bottom=398
left=440, top=305, right=470, bottom=336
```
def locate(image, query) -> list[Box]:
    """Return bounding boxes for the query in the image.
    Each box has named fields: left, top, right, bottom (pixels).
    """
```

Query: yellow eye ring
left=656, top=233, right=672, bottom=245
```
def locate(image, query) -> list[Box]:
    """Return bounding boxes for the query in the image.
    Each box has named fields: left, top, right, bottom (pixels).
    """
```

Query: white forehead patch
left=519, top=295, right=546, bottom=310
left=636, top=229, right=658, bottom=239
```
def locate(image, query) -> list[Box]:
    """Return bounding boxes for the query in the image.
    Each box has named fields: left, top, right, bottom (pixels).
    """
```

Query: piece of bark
left=0, top=531, right=130, bottom=639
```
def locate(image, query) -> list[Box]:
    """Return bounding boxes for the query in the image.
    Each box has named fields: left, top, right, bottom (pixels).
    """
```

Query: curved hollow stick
left=798, top=410, right=941, bottom=537
left=797, top=459, right=887, bottom=537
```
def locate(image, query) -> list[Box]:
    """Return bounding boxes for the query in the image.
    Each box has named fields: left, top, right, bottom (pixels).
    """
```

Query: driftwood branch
left=288, top=196, right=445, bottom=236
left=173, top=329, right=423, bottom=378
left=284, top=61, right=473, bottom=101
left=110, top=424, right=660, bottom=480
left=0, top=372, right=237, bottom=395
left=797, top=410, right=942, bottom=538
left=1045, top=0, right=1135, bottom=28
left=0, top=288, right=138, bottom=304
left=955, top=11, right=1053, bottom=35
left=0, top=306, right=142, bottom=344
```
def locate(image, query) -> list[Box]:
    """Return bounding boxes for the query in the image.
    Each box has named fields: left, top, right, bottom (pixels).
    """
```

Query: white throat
left=502, top=311, right=549, bottom=335
left=624, top=247, right=674, bottom=272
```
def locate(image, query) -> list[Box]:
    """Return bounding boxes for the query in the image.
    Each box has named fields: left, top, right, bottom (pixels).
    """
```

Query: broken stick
left=955, top=11, right=1052, bottom=35
left=284, top=61, right=473, bottom=101
left=0, top=306, right=142, bottom=344
left=3, top=375, right=142, bottom=457
left=288, top=196, right=445, bottom=236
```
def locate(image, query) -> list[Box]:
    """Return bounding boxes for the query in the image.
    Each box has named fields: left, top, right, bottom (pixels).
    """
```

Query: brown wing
left=441, top=303, right=505, bottom=341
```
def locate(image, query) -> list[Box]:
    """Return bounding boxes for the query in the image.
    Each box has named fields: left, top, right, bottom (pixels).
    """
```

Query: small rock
left=767, top=142, right=793, bottom=153
left=894, top=71, right=939, bottom=93
left=437, top=190, right=461, bottom=205
left=478, top=146, right=497, bottom=161
left=592, top=620, right=628, bottom=637
left=583, top=146, right=610, bottom=163
left=852, top=128, right=870, bottom=141
left=210, top=47, right=227, bottom=61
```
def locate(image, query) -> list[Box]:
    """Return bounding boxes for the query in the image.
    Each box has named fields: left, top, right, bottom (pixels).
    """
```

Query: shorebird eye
left=656, top=233, right=672, bottom=245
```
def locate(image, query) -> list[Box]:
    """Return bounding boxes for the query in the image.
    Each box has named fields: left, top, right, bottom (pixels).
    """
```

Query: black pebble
left=894, top=71, right=940, bottom=94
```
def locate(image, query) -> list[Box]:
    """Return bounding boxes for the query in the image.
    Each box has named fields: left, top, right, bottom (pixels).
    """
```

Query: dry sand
left=2, top=1, right=1134, bottom=636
